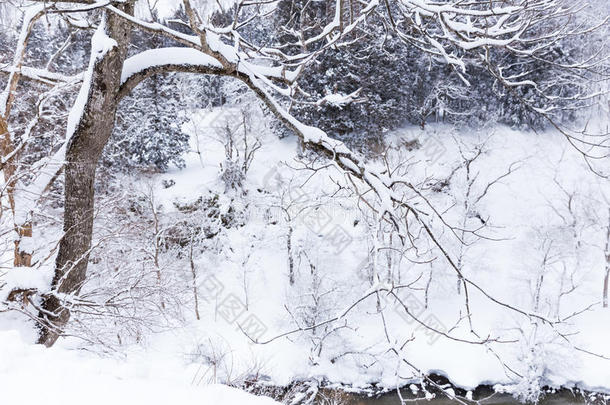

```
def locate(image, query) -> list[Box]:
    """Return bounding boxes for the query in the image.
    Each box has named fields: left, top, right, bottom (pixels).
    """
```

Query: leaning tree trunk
left=0, top=117, right=17, bottom=218
left=1, top=83, right=33, bottom=271
left=1, top=107, right=35, bottom=310
left=37, top=9, right=132, bottom=347
left=603, top=208, right=610, bottom=308
left=0, top=7, right=43, bottom=269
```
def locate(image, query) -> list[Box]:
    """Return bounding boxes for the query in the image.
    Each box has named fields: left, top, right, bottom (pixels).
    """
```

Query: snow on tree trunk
left=0, top=118, right=31, bottom=268
left=603, top=208, right=610, bottom=308
left=37, top=8, right=132, bottom=347
left=0, top=5, right=44, bottom=269
left=0, top=117, right=16, bottom=214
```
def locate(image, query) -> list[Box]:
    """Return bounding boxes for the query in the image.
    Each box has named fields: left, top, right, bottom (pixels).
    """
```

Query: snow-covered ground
left=0, top=329, right=279, bottom=405
left=1, top=107, right=609, bottom=403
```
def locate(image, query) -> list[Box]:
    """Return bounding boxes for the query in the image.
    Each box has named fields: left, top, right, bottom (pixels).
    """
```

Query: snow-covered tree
left=0, top=0, right=606, bottom=349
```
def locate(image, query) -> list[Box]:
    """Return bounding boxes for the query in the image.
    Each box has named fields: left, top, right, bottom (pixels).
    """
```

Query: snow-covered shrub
left=221, top=159, right=246, bottom=191
left=168, top=193, right=246, bottom=247
left=65, top=180, right=188, bottom=346
left=217, top=108, right=262, bottom=193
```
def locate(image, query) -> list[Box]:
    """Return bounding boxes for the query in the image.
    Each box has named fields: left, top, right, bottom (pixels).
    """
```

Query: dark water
left=310, top=381, right=605, bottom=405
left=249, top=377, right=606, bottom=405
left=354, top=393, right=584, bottom=405
left=348, top=389, right=600, bottom=405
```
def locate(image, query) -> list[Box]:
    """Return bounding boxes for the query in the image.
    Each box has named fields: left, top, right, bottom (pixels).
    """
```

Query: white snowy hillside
left=4, top=103, right=610, bottom=404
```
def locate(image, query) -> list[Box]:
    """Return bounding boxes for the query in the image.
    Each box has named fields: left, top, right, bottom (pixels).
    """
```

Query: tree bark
left=37, top=8, right=132, bottom=346
left=2, top=115, right=34, bottom=268
left=603, top=208, right=610, bottom=308
left=1, top=6, right=46, bottom=269
left=0, top=118, right=17, bottom=215
left=287, top=222, right=294, bottom=285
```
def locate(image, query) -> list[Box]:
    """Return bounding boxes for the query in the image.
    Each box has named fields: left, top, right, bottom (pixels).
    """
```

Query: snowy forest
left=0, top=0, right=609, bottom=404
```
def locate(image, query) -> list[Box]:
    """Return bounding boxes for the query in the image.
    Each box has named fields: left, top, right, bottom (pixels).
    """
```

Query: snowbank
left=0, top=331, right=279, bottom=405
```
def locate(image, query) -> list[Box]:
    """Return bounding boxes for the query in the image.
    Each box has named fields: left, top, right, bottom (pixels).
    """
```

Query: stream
left=310, top=377, right=606, bottom=405
left=353, top=390, right=597, bottom=405
left=249, top=375, right=608, bottom=404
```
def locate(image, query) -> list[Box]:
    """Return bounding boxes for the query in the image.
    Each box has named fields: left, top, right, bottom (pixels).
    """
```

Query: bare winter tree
left=0, top=0, right=607, bottom=346
left=603, top=209, right=610, bottom=308
left=0, top=5, right=47, bottom=270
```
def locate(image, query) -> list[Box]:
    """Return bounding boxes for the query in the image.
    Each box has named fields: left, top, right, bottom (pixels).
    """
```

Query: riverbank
left=245, top=375, right=610, bottom=405
left=2, top=314, right=610, bottom=405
